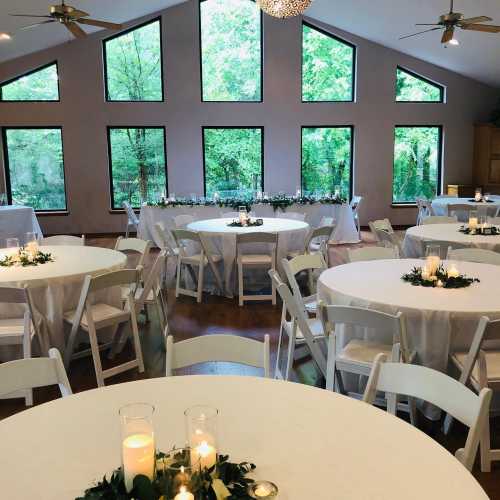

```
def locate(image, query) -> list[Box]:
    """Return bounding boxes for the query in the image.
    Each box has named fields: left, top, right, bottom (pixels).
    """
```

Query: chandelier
left=257, top=0, right=312, bottom=19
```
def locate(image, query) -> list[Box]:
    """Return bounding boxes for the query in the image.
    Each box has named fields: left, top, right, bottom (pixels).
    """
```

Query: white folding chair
left=0, top=348, right=72, bottom=403
left=368, top=219, right=394, bottom=240
left=165, top=334, right=270, bottom=377
left=114, top=237, right=152, bottom=269
left=446, top=316, right=500, bottom=471
left=63, top=269, right=145, bottom=387
left=172, top=229, right=223, bottom=303
left=422, top=215, right=458, bottom=225
left=123, top=201, right=139, bottom=237
left=347, top=246, right=399, bottom=263
left=364, top=353, right=492, bottom=472
left=237, top=232, right=278, bottom=306
left=369, top=225, right=404, bottom=256
left=447, top=248, right=500, bottom=266
left=288, top=225, right=333, bottom=260
left=281, top=212, right=306, bottom=221
left=415, top=198, right=432, bottom=225
left=350, top=195, right=363, bottom=236
left=270, top=270, right=327, bottom=381
left=0, top=286, right=43, bottom=405
left=174, top=214, right=196, bottom=228
left=41, top=235, right=85, bottom=246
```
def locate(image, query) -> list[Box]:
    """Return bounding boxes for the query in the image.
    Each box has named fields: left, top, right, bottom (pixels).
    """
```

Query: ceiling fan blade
left=461, top=23, right=500, bottom=32
left=459, top=16, right=492, bottom=24
left=415, top=23, right=441, bottom=26
left=441, top=28, right=454, bottom=43
left=399, top=27, right=442, bottom=40
left=69, top=9, right=90, bottom=19
left=9, top=14, right=53, bottom=18
left=64, top=21, right=86, bottom=38
left=20, top=20, right=56, bottom=30
left=78, top=18, right=123, bottom=30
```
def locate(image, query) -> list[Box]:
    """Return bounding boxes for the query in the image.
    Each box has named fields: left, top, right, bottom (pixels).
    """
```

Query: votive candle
left=174, top=485, right=194, bottom=500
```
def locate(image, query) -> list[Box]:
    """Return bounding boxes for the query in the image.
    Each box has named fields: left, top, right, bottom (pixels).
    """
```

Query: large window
left=393, top=126, right=442, bottom=203
left=2, top=127, right=67, bottom=211
left=200, top=0, right=262, bottom=102
left=107, top=127, right=167, bottom=209
left=0, top=62, right=59, bottom=101
left=103, top=19, right=163, bottom=101
left=203, top=127, right=263, bottom=198
left=396, top=67, right=444, bottom=103
left=302, top=22, right=355, bottom=102
left=301, top=127, right=353, bottom=199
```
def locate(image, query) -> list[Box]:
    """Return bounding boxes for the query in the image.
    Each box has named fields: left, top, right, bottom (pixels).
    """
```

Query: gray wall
left=0, top=0, right=497, bottom=234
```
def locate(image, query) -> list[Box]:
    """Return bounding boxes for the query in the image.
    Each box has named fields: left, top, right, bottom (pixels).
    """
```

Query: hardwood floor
left=1, top=232, right=499, bottom=498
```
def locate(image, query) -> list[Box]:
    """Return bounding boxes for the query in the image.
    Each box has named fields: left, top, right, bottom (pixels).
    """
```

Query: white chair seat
left=338, top=339, right=393, bottom=366
left=284, top=317, right=324, bottom=341
left=451, top=351, right=500, bottom=388
left=182, top=253, right=222, bottom=265
left=64, top=303, right=126, bottom=328
left=238, top=254, right=273, bottom=265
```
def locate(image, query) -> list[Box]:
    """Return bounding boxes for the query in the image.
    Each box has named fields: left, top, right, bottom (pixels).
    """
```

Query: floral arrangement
left=0, top=247, right=54, bottom=267
left=459, top=225, right=499, bottom=236
left=227, top=218, right=264, bottom=228
left=401, top=265, right=480, bottom=289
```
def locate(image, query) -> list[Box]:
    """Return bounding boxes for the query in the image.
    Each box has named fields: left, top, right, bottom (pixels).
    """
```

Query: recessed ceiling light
left=0, top=32, right=12, bottom=41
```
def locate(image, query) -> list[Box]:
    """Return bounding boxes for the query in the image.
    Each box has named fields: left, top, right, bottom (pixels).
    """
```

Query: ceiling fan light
left=449, top=37, right=460, bottom=45
left=257, top=0, right=312, bottom=19
left=0, top=32, right=12, bottom=41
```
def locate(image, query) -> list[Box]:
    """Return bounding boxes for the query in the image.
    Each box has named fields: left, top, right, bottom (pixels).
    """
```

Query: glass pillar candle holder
left=159, top=448, right=197, bottom=500
left=239, top=206, right=248, bottom=225
left=447, top=261, right=460, bottom=278
left=185, top=405, right=218, bottom=471
left=425, top=244, right=441, bottom=276
left=119, top=403, right=156, bottom=492
left=468, top=210, right=479, bottom=230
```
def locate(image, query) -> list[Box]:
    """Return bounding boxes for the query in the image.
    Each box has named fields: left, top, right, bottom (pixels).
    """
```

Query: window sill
left=36, top=211, right=69, bottom=216
left=391, top=203, right=417, bottom=208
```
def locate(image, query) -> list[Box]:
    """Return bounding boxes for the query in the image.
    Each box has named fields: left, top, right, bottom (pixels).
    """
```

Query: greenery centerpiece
left=0, top=247, right=54, bottom=267
left=459, top=225, right=499, bottom=236
left=401, top=265, right=480, bottom=289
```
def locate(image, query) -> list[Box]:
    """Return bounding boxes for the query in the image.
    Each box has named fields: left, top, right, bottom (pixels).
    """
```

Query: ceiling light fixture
left=0, top=32, right=12, bottom=41
left=448, top=37, right=460, bottom=45
left=257, top=0, right=312, bottom=19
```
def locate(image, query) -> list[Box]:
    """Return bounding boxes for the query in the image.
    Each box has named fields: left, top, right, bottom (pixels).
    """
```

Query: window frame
left=198, top=0, right=264, bottom=103
left=0, top=61, right=60, bottom=103
left=391, top=124, right=443, bottom=205
left=395, top=66, right=445, bottom=104
left=102, top=17, right=165, bottom=103
left=300, top=125, right=355, bottom=201
left=301, top=21, right=357, bottom=103
left=1, top=125, right=68, bottom=213
left=106, top=125, right=168, bottom=210
left=202, top=125, right=264, bottom=197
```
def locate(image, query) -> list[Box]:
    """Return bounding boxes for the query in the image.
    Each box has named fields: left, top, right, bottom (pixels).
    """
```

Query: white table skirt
left=0, top=205, right=42, bottom=243
left=317, top=259, right=500, bottom=419
left=138, top=202, right=359, bottom=247
left=0, top=246, right=127, bottom=359
left=431, top=197, right=500, bottom=220
left=403, top=223, right=500, bottom=257
left=0, top=376, right=487, bottom=499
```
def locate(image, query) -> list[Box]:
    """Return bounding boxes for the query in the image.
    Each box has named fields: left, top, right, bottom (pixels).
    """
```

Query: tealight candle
left=436, top=279, right=444, bottom=288
left=174, top=485, right=194, bottom=500
left=248, top=481, right=279, bottom=499
left=122, top=433, right=155, bottom=492
left=447, top=264, right=459, bottom=278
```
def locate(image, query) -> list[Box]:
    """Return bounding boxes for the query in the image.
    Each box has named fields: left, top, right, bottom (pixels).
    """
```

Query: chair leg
left=271, top=264, right=276, bottom=306
left=238, top=260, right=244, bottom=307
left=130, top=308, right=145, bottom=373
left=23, top=329, right=33, bottom=406
left=197, top=263, right=204, bottom=303
left=88, top=324, right=105, bottom=387
left=284, top=330, right=296, bottom=381
left=481, top=417, right=492, bottom=473
left=175, top=260, right=182, bottom=298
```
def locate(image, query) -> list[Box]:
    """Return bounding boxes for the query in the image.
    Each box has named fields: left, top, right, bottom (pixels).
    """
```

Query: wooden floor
left=1, top=231, right=500, bottom=498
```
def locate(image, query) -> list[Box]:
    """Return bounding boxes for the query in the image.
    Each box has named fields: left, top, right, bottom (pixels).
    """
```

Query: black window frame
left=395, top=66, right=445, bottom=103
left=1, top=125, right=68, bottom=213
left=301, top=21, right=357, bottom=103
left=202, top=126, right=264, bottom=197
left=198, top=0, right=263, bottom=103
left=0, top=61, right=60, bottom=102
left=300, top=125, right=355, bottom=201
left=106, top=125, right=168, bottom=210
left=102, top=17, right=165, bottom=103
left=392, top=124, right=443, bottom=205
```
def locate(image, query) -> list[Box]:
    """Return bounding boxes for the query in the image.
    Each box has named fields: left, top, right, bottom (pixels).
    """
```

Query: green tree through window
left=108, top=127, right=167, bottom=209
left=302, top=23, right=355, bottom=102
left=396, top=67, right=444, bottom=102
left=3, top=128, right=66, bottom=210
left=301, top=127, right=352, bottom=199
left=104, top=19, right=163, bottom=101
left=393, top=126, right=442, bottom=203
left=0, top=63, right=59, bottom=101
left=200, top=0, right=262, bottom=101
left=203, top=128, right=263, bottom=198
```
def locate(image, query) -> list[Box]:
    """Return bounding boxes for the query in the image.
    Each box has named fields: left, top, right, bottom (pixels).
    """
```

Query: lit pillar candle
left=174, top=485, right=194, bottom=500
left=447, top=264, right=459, bottom=278
left=425, top=255, right=440, bottom=276
left=469, top=216, right=478, bottom=229
left=191, top=439, right=217, bottom=470
left=122, top=433, right=155, bottom=492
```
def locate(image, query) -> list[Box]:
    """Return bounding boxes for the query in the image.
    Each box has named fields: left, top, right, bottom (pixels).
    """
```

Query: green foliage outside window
left=203, top=128, right=262, bottom=198
left=393, top=126, right=441, bottom=203
left=104, top=20, right=163, bottom=101
left=396, top=68, right=443, bottom=102
left=108, top=128, right=167, bottom=209
left=301, top=127, right=352, bottom=199
left=3, top=128, right=66, bottom=210
left=200, top=0, right=261, bottom=101
left=302, top=23, right=355, bottom=102
left=0, top=63, right=59, bottom=101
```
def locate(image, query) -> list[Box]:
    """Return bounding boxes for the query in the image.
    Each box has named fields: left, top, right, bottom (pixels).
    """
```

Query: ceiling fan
left=400, top=0, right=500, bottom=45
left=9, top=1, right=123, bottom=39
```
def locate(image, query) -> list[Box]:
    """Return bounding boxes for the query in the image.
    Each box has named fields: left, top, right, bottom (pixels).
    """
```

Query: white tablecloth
left=0, top=375, right=486, bottom=499
left=187, top=217, right=309, bottom=295
left=432, top=197, right=500, bottom=220
left=0, top=205, right=42, bottom=243
left=318, top=259, right=500, bottom=418
left=0, top=246, right=127, bottom=359
left=404, top=223, right=500, bottom=257
left=138, top=202, right=359, bottom=246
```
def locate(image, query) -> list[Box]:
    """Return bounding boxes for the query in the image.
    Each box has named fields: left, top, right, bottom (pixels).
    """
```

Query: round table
left=403, top=223, right=500, bottom=257
left=431, top=197, right=500, bottom=220
left=318, top=259, right=500, bottom=418
left=0, top=375, right=487, bottom=499
left=187, top=218, right=309, bottom=296
left=0, top=246, right=127, bottom=357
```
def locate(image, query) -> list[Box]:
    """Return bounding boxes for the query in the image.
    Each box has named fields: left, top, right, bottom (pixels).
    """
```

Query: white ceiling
left=0, top=0, right=500, bottom=87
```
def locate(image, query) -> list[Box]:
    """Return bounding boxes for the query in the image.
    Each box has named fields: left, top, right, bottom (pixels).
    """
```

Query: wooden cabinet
left=473, top=123, right=500, bottom=193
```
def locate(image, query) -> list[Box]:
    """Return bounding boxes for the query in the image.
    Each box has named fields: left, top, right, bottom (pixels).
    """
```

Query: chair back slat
left=88, top=269, right=140, bottom=293
left=135, top=252, right=166, bottom=310
left=172, top=229, right=201, bottom=244
left=0, top=286, right=28, bottom=304
left=284, top=253, right=326, bottom=276
left=236, top=232, right=278, bottom=245
left=347, top=246, right=399, bottom=262
left=483, top=317, right=500, bottom=342
left=115, top=237, right=151, bottom=255
left=447, top=248, right=500, bottom=266
left=42, top=235, right=85, bottom=246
